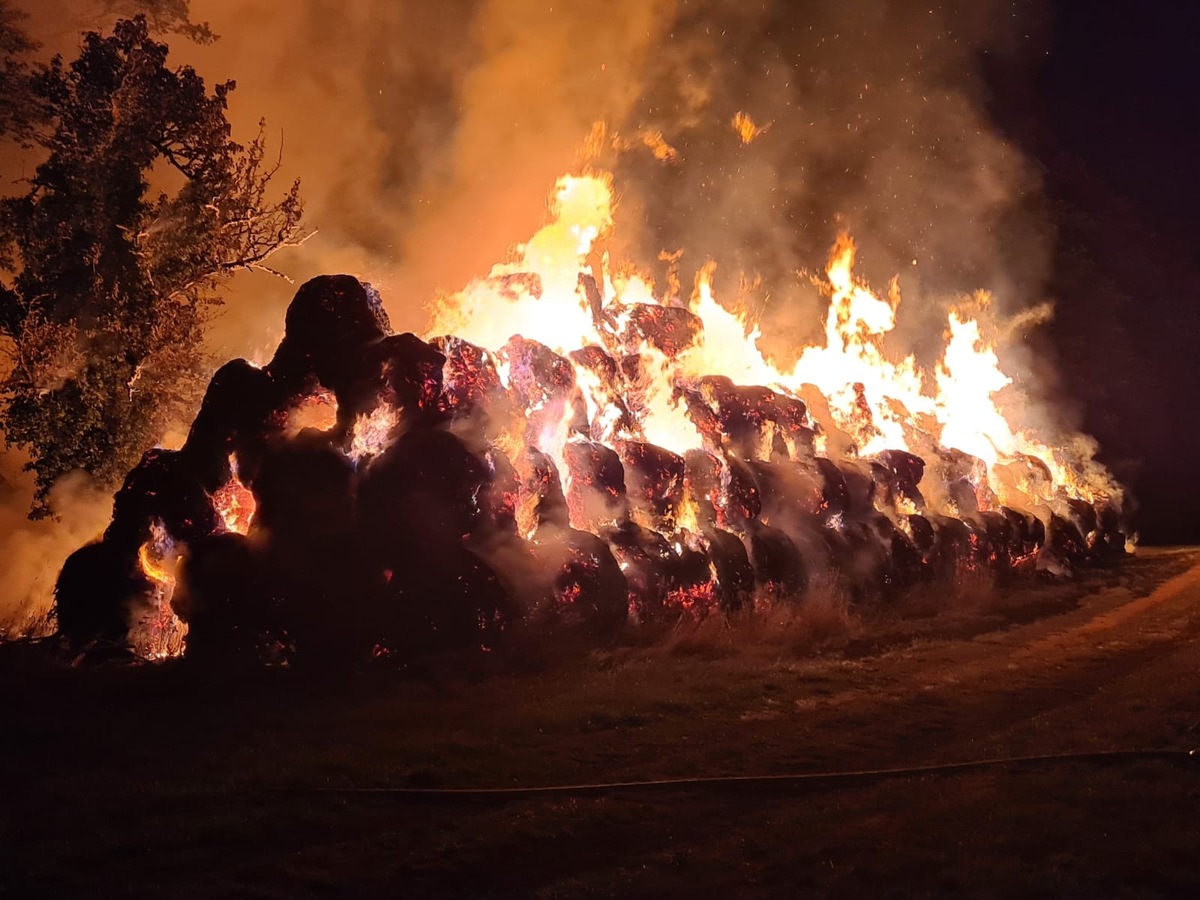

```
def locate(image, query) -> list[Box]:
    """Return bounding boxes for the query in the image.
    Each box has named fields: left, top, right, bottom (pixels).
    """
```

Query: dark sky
left=996, top=0, right=1200, bottom=543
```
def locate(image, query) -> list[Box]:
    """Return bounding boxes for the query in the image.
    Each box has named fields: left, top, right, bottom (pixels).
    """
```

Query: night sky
left=1002, top=0, right=1200, bottom=543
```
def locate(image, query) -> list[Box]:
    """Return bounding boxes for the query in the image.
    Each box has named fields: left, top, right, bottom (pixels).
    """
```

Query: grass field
left=3, top=549, right=1200, bottom=898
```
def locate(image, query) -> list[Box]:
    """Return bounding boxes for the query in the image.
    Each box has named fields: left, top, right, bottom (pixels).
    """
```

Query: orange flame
left=426, top=169, right=1118, bottom=534
left=732, top=111, right=767, bottom=144
left=131, top=521, right=187, bottom=659
left=213, top=455, right=256, bottom=535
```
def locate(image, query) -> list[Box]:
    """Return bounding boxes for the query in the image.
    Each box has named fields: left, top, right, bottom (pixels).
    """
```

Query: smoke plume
left=1, top=0, right=1082, bottom=631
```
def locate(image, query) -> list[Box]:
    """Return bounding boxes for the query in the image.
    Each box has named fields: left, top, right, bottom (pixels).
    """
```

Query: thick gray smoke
left=1, top=0, right=1071, bottom=629
left=184, top=0, right=681, bottom=354
left=602, top=0, right=1053, bottom=367
left=12, top=0, right=1052, bottom=353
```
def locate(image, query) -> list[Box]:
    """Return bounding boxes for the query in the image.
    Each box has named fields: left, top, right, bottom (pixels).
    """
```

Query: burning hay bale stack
left=53, top=174, right=1129, bottom=665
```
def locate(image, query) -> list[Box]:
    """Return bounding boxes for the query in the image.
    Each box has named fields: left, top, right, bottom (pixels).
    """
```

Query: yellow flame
left=213, top=455, right=256, bottom=535
left=351, top=402, right=402, bottom=462
left=131, top=521, right=187, bottom=660
left=641, top=129, right=679, bottom=162
left=424, top=170, right=1120, bottom=527
left=732, top=111, right=767, bottom=144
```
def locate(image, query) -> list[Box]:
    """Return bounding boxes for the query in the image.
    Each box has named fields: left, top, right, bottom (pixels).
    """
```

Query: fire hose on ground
left=274, top=747, right=1199, bottom=800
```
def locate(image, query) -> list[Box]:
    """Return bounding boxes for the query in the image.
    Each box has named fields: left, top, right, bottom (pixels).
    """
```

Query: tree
left=97, top=1, right=217, bottom=45
left=0, top=1, right=42, bottom=144
left=0, top=15, right=308, bottom=516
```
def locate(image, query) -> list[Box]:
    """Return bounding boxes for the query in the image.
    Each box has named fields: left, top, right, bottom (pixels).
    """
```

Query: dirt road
left=3, top=549, right=1199, bottom=897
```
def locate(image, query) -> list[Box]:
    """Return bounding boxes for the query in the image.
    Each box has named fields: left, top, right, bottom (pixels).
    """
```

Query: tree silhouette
left=0, top=15, right=308, bottom=515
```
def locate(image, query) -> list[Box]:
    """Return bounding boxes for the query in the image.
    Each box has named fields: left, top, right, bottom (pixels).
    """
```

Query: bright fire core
left=428, top=170, right=1116, bottom=520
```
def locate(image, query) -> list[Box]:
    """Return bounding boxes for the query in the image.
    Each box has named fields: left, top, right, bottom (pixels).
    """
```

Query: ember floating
left=55, top=173, right=1127, bottom=663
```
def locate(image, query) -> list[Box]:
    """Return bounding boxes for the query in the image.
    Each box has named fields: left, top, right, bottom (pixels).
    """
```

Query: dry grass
left=653, top=578, right=860, bottom=661
left=893, top=566, right=999, bottom=618
left=3, top=549, right=1200, bottom=898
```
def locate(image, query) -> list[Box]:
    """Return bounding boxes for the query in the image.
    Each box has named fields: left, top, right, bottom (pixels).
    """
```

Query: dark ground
left=3, top=549, right=1200, bottom=898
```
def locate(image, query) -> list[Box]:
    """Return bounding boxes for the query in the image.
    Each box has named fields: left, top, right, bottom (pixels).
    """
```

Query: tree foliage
left=98, top=1, right=217, bottom=45
left=0, top=1, right=43, bottom=144
left=0, top=15, right=308, bottom=516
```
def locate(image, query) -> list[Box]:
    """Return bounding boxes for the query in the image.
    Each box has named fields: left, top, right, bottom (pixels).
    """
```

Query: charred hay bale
left=173, top=533, right=285, bottom=664
left=500, top=336, right=588, bottom=443
left=744, top=459, right=836, bottom=575
left=331, top=334, right=447, bottom=446
left=766, top=393, right=816, bottom=460
left=248, top=436, right=367, bottom=664
left=251, top=432, right=356, bottom=546
left=929, top=448, right=996, bottom=517
left=618, top=441, right=684, bottom=530
left=182, top=359, right=281, bottom=492
left=54, top=540, right=142, bottom=649
left=617, top=352, right=643, bottom=388
left=530, top=525, right=628, bottom=638
left=816, top=523, right=857, bottom=584
left=902, top=514, right=957, bottom=581
left=268, top=276, right=391, bottom=395
left=929, top=515, right=983, bottom=578
left=747, top=459, right=825, bottom=524
left=366, top=543, right=513, bottom=660
left=357, top=427, right=489, bottom=555
left=563, top=440, right=627, bottom=531
left=479, top=446, right=521, bottom=535
left=469, top=531, right=553, bottom=620
left=1029, top=513, right=1047, bottom=548
left=719, top=454, right=762, bottom=528
left=902, top=513, right=940, bottom=585
left=568, top=346, right=639, bottom=440
left=979, top=510, right=1016, bottom=573
left=697, top=376, right=778, bottom=459
left=624, top=303, right=703, bottom=356
left=259, top=535, right=374, bottom=667
left=946, top=477, right=981, bottom=519
left=906, top=513, right=937, bottom=560
left=569, top=345, right=619, bottom=383
left=834, top=518, right=898, bottom=601
left=835, top=460, right=878, bottom=521
left=431, top=335, right=503, bottom=412
left=1066, top=498, right=1100, bottom=545
left=604, top=520, right=680, bottom=624
left=701, top=527, right=754, bottom=613
left=664, top=543, right=720, bottom=618
left=681, top=387, right=726, bottom=453
left=1038, top=513, right=1088, bottom=577
left=817, top=514, right=920, bottom=601
left=815, top=457, right=849, bottom=522
left=1092, top=503, right=1127, bottom=560
left=378, top=333, right=447, bottom=416
left=682, top=449, right=723, bottom=529
left=516, top=447, right=569, bottom=532
left=430, top=335, right=510, bottom=442
left=106, top=448, right=220, bottom=554
left=999, top=506, right=1042, bottom=563
left=873, top=515, right=925, bottom=591
left=691, top=380, right=814, bottom=462
left=873, top=449, right=927, bottom=511
left=744, top=521, right=807, bottom=600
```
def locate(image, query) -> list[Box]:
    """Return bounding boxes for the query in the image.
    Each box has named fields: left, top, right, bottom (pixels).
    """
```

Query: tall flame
left=130, top=521, right=187, bottom=659
left=427, top=169, right=1118, bottom=524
